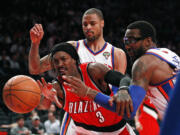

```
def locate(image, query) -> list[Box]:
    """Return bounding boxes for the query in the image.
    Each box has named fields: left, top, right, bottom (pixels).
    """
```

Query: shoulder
left=132, top=54, right=160, bottom=84
left=132, top=55, right=159, bottom=73
left=113, top=47, right=126, bottom=61
left=66, top=41, right=77, bottom=47
left=114, top=47, right=126, bottom=55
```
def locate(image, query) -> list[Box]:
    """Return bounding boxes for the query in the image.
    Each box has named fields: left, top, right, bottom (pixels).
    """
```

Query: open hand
left=37, top=77, right=62, bottom=108
left=62, top=75, right=89, bottom=97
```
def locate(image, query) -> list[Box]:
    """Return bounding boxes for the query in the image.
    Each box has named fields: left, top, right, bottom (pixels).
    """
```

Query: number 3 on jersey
left=96, top=111, right=105, bottom=123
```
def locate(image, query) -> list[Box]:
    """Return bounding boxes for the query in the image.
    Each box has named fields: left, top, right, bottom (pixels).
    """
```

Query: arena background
left=0, top=0, right=180, bottom=134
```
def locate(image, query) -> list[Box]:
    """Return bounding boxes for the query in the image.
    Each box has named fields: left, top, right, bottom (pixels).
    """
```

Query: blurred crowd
left=0, top=0, right=180, bottom=134
left=0, top=0, right=180, bottom=77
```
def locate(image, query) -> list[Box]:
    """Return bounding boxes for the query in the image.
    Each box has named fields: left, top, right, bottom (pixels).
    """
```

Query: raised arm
left=29, top=24, right=77, bottom=74
left=29, top=24, right=50, bottom=74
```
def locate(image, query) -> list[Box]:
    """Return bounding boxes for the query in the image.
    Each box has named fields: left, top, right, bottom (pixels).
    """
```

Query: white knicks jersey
left=76, top=39, right=115, bottom=69
left=146, top=48, right=180, bottom=120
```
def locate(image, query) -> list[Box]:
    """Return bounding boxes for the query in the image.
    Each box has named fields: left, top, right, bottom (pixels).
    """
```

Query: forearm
left=87, top=85, right=146, bottom=119
left=104, top=70, right=125, bottom=87
left=86, top=88, right=116, bottom=111
left=28, top=43, right=41, bottom=74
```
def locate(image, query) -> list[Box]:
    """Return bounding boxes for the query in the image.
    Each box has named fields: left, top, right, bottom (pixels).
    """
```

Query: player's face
left=124, top=29, right=146, bottom=61
left=52, top=51, right=77, bottom=76
left=82, top=14, right=104, bottom=42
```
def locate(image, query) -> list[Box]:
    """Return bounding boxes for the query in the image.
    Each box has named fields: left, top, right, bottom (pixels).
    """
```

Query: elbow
left=28, top=67, right=40, bottom=75
left=29, top=70, right=40, bottom=75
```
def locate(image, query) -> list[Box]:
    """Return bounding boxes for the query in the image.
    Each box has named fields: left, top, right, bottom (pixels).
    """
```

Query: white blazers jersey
left=76, top=39, right=115, bottom=69
left=146, top=48, right=180, bottom=120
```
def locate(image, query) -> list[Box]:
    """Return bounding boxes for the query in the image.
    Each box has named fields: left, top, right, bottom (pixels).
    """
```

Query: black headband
left=51, top=42, right=80, bottom=62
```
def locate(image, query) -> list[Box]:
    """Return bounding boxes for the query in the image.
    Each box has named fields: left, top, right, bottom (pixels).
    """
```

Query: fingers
left=54, top=96, right=62, bottom=108
left=129, top=99, right=134, bottom=113
left=125, top=102, right=131, bottom=118
left=116, top=100, right=121, bottom=115
left=31, top=24, right=43, bottom=35
left=37, top=80, right=43, bottom=89
left=41, top=77, right=48, bottom=87
left=120, top=101, right=125, bottom=117
left=62, top=75, right=81, bottom=88
left=63, top=81, right=78, bottom=94
left=47, top=83, right=53, bottom=89
left=63, top=81, right=77, bottom=89
left=30, top=24, right=44, bottom=44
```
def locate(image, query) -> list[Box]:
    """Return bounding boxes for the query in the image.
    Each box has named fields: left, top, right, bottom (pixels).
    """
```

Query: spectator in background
left=0, top=50, right=12, bottom=75
left=44, top=111, right=61, bottom=135
left=10, top=115, right=31, bottom=135
left=39, top=103, right=61, bottom=123
left=30, top=115, right=45, bottom=135
left=24, top=110, right=38, bottom=129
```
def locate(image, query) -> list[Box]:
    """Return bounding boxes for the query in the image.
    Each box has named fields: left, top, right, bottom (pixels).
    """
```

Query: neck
left=86, top=36, right=105, bottom=52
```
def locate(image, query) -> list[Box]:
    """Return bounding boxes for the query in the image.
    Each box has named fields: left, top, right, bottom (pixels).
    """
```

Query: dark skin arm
left=109, top=55, right=154, bottom=116
left=131, top=54, right=174, bottom=87
left=110, top=54, right=175, bottom=117
left=63, top=62, right=110, bottom=98
left=62, top=63, right=133, bottom=117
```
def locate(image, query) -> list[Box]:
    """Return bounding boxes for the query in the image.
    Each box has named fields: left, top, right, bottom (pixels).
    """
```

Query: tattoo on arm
left=132, top=60, right=149, bottom=89
left=39, top=54, right=52, bottom=72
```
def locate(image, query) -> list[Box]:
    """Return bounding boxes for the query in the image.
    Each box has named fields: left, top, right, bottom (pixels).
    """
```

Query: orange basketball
left=3, top=75, right=41, bottom=114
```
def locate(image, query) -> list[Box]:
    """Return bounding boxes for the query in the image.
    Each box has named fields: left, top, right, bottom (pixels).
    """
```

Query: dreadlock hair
left=83, top=8, right=104, bottom=20
left=127, top=20, right=157, bottom=43
left=50, top=42, right=80, bottom=73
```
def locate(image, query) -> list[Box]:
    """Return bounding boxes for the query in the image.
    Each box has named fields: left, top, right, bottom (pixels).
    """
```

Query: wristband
left=118, top=86, right=129, bottom=91
left=94, top=85, right=146, bottom=119
left=119, top=75, right=131, bottom=86
left=129, top=85, right=146, bottom=118
left=94, top=92, right=116, bottom=112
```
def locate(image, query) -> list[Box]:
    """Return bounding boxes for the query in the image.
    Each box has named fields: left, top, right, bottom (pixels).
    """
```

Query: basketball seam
left=6, top=78, right=36, bottom=87
left=3, top=89, right=40, bottom=95
left=5, top=94, right=38, bottom=108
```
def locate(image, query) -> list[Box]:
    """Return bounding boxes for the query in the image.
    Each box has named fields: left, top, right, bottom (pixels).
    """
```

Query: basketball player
left=29, top=8, right=127, bottom=135
left=63, top=21, right=180, bottom=122
left=37, top=42, right=135, bottom=135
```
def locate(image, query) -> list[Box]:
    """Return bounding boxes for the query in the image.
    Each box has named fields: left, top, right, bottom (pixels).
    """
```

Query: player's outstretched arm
left=62, top=75, right=133, bottom=118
